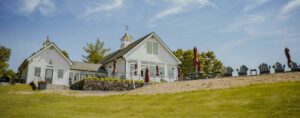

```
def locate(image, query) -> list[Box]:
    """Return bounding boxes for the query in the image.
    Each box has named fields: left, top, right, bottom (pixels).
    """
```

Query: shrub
left=70, top=77, right=144, bottom=91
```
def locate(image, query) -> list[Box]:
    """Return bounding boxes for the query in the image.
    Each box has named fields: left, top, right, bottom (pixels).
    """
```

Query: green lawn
left=0, top=82, right=300, bottom=118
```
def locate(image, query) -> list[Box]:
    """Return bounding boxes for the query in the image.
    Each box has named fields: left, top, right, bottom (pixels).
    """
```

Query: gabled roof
left=71, top=61, right=102, bottom=72
left=18, top=41, right=72, bottom=70
left=101, top=32, right=181, bottom=65
left=101, top=32, right=153, bottom=64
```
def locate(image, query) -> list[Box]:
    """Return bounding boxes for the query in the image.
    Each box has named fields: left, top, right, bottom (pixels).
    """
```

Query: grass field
left=0, top=82, right=300, bottom=118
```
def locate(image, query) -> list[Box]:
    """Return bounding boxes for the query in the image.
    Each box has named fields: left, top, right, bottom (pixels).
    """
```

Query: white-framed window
left=58, top=69, right=64, bottom=78
left=168, top=66, right=174, bottom=78
left=150, top=65, right=156, bottom=77
left=69, top=72, right=74, bottom=79
left=34, top=67, right=41, bottom=76
left=146, top=41, right=159, bottom=55
left=159, top=66, right=165, bottom=77
left=147, top=41, right=152, bottom=54
left=141, top=65, right=147, bottom=77
left=75, top=73, right=80, bottom=81
left=130, top=64, right=137, bottom=76
left=153, top=42, right=158, bottom=55
left=129, top=60, right=138, bottom=76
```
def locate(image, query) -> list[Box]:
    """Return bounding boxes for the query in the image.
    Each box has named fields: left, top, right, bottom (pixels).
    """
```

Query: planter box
left=38, top=83, right=47, bottom=90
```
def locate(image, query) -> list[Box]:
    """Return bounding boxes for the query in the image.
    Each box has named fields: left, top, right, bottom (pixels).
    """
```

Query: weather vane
left=125, top=25, right=128, bottom=32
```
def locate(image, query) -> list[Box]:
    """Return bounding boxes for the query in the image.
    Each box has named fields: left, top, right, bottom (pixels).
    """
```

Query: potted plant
left=29, top=82, right=37, bottom=91
left=38, top=81, right=47, bottom=90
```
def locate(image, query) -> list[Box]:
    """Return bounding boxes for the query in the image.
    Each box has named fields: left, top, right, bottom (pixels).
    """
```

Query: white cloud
left=243, top=0, right=270, bottom=11
left=221, top=14, right=266, bottom=34
left=83, top=0, right=123, bottom=16
left=280, top=0, right=300, bottom=17
left=217, top=38, right=251, bottom=54
left=149, top=0, right=215, bottom=25
left=19, top=0, right=55, bottom=16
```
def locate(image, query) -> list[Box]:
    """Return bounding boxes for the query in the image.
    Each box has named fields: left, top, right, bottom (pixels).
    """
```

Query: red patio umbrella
left=134, top=63, right=138, bottom=76
left=112, top=58, right=116, bottom=77
left=145, top=67, right=149, bottom=82
left=197, top=61, right=202, bottom=72
left=156, top=65, right=159, bottom=76
left=193, top=47, right=199, bottom=71
left=284, top=47, right=292, bottom=67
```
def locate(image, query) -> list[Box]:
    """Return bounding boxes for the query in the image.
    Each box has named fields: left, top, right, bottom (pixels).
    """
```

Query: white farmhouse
left=18, top=38, right=73, bottom=85
left=102, top=32, right=181, bottom=82
left=18, top=32, right=181, bottom=85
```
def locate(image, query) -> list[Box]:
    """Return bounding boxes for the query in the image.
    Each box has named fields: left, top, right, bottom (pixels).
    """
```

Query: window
left=58, top=69, right=64, bottom=78
left=168, top=66, right=174, bottom=78
left=130, top=63, right=136, bottom=76
left=141, top=70, right=144, bottom=77
left=34, top=67, right=41, bottom=76
left=129, top=60, right=138, bottom=76
left=146, top=41, right=159, bottom=55
left=153, top=42, right=158, bottom=55
left=150, top=65, right=156, bottom=77
left=159, top=66, right=165, bottom=77
left=141, top=65, right=147, bottom=77
left=69, top=72, right=74, bottom=79
left=147, top=41, right=152, bottom=54
left=75, top=73, right=80, bottom=81
left=80, top=73, right=86, bottom=80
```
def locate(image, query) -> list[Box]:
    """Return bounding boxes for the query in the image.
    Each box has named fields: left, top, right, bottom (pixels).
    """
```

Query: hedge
left=70, top=77, right=144, bottom=91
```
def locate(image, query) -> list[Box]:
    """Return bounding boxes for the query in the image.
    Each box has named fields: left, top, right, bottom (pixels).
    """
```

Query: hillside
left=1, top=81, right=300, bottom=117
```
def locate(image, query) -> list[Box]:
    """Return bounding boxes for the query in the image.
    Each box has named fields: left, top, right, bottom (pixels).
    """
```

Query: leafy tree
left=173, top=49, right=224, bottom=78
left=174, top=49, right=193, bottom=77
left=82, top=39, right=111, bottom=63
left=62, top=50, right=69, bottom=59
left=0, top=45, right=11, bottom=77
left=200, top=51, right=224, bottom=78
left=4, top=69, right=17, bottom=79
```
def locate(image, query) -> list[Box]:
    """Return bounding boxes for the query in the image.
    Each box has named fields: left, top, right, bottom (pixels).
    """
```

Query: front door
left=45, top=69, right=53, bottom=84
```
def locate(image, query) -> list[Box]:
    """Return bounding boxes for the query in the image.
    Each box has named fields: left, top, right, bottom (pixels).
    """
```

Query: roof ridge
left=101, top=32, right=153, bottom=64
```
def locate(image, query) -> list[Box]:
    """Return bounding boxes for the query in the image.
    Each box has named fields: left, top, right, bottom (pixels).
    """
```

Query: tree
left=0, top=45, right=11, bottom=77
left=62, top=50, right=69, bottom=59
left=174, top=49, right=194, bottom=77
left=4, top=69, right=17, bottom=79
left=82, top=39, right=111, bottom=63
left=200, top=51, right=224, bottom=78
left=173, top=49, right=224, bottom=78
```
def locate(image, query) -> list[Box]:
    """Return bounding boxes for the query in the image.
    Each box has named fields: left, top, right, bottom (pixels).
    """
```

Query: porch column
left=164, top=63, right=168, bottom=81
left=137, top=60, right=141, bottom=81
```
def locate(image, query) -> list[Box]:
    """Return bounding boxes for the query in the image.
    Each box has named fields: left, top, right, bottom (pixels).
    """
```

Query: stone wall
left=70, top=77, right=144, bottom=91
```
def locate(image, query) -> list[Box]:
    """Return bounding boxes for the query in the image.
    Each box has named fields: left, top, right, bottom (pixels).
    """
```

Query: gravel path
left=126, top=72, right=300, bottom=95
left=10, top=72, right=300, bottom=96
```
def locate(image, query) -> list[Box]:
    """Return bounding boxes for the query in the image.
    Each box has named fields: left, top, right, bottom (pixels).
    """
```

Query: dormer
left=120, top=33, right=133, bottom=49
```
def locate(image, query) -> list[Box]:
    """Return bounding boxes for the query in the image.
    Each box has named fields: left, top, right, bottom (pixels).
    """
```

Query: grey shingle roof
left=71, top=61, right=102, bottom=72
left=101, top=32, right=153, bottom=64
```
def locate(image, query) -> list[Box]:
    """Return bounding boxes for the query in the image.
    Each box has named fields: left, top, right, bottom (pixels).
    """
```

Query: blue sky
left=0, top=0, right=300, bottom=73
